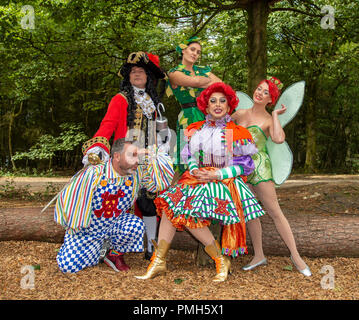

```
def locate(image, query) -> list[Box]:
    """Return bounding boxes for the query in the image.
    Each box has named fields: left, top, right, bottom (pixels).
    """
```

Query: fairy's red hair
left=258, top=77, right=282, bottom=106
left=196, top=82, right=239, bottom=115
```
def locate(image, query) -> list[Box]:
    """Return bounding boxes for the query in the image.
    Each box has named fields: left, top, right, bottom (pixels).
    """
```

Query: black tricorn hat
left=119, top=51, right=165, bottom=79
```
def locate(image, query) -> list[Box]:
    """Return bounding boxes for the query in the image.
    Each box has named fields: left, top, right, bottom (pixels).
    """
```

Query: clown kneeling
left=55, top=139, right=174, bottom=273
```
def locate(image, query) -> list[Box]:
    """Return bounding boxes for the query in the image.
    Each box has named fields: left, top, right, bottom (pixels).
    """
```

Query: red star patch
left=167, top=187, right=184, bottom=206
left=214, top=197, right=230, bottom=216
left=183, top=195, right=196, bottom=210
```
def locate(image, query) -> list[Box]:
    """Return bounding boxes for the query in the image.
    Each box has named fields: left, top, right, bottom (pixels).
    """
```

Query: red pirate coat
left=82, top=93, right=129, bottom=155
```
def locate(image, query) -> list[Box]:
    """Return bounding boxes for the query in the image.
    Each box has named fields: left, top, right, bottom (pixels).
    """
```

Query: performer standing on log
left=166, top=36, right=222, bottom=177
left=136, top=82, right=265, bottom=282
left=82, top=51, right=169, bottom=263
left=231, top=77, right=312, bottom=276
left=55, top=139, right=174, bottom=273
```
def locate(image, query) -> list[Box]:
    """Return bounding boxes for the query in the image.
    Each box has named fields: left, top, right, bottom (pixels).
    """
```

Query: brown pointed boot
left=135, top=239, right=171, bottom=280
left=205, top=240, right=232, bottom=282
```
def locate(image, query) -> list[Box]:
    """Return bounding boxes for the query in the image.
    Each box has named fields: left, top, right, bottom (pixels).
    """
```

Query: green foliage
left=12, top=134, right=58, bottom=161
left=0, top=0, right=358, bottom=174
left=12, top=123, right=88, bottom=163
left=0, top=178, right=60, bottom=201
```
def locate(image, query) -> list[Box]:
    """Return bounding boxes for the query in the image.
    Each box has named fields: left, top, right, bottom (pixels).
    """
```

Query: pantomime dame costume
left=136, top=83, right=265, bottom=282
left=157, top=97, right=265, bottom=257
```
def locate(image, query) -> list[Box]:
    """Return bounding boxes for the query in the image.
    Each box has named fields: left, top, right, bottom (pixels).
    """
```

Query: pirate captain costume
left=82, top=51, right=168, bottom=264
left=55, top=141, right=174, bottom=273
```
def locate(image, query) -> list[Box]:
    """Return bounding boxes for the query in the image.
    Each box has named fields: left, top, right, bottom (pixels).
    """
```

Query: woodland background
left=1, top=0, right=358, bottom=176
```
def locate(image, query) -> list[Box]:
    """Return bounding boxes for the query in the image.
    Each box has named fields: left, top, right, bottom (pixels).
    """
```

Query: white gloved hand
left=82, top=146, right=110, bottom=166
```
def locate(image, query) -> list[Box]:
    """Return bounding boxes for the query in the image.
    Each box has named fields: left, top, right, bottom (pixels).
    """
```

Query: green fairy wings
left=235, top=81, right=305, bottom=185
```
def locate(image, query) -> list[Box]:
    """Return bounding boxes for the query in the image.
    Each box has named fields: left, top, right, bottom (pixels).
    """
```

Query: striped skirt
left=154, top=168, right=265, bottom=256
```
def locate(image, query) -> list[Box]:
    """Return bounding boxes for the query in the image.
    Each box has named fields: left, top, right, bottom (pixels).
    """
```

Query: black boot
left=144, top=244, right=154, bottom=260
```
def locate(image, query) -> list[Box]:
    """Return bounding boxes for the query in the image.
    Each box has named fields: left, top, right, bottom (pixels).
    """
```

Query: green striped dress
left=156, top=116, right=265, bottom=227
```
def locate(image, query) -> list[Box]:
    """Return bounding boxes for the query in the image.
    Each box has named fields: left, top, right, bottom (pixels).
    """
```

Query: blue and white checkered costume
left=55, top=148, right=174, bottom=274
left=57, top=174, right=145, bottom=273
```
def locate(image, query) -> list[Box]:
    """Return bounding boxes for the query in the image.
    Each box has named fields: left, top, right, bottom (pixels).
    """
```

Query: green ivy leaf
left=283, top=265, right=293, bottom=271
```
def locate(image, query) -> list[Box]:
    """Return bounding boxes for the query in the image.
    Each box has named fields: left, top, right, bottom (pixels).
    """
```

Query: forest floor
left=1, top=174, right=359, bottom=300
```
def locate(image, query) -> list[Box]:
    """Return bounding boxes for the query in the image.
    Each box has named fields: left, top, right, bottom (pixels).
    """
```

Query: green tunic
left=247, top=125, right=274, bottom=185
left=166, top=64, right=211, bottom=173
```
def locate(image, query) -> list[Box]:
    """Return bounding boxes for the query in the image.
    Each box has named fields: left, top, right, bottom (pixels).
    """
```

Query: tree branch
left=193, top=9, right=220, bottom=36
left=270, top=7, right=322, bottom=18
left=156, top=9, right=221, bottom=58
left=190, top=0, right=248, bottom=11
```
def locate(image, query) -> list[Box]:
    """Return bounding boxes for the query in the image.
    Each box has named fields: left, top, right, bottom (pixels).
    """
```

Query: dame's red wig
left=196, top=82, right=239, bottom=115
left=258, top=76, right=282, bottom=106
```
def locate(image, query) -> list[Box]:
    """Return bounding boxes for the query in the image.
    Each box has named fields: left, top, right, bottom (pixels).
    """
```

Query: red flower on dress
left=118, top=190, right=125, bottom=198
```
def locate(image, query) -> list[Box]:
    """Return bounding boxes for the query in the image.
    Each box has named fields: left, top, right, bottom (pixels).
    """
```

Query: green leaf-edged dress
left=166, top=64, right=212, bottom=173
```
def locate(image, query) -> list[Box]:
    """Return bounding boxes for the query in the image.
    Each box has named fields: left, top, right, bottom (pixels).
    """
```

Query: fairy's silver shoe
left=290, top=255, right=312, bottom=277
left=242, top=258, right=268, bottom=271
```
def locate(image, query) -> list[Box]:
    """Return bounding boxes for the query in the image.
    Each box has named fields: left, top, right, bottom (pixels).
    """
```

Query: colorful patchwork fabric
left=154, top=117, right=264, bottom=256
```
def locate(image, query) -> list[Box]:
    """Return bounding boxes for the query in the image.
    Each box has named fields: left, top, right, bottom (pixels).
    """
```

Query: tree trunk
left=0, top=207, right=65, bottom=243
left=7, top=102, right=23, bottom=171
left=2, top=207, right=359, bottom=258
left=245, top=0, right=270, bottom=94
left=176, top=213, right=359, bottom=258
left=8, top=114, right=16, bottom=170
left=304, top=79, right=318, bottom=173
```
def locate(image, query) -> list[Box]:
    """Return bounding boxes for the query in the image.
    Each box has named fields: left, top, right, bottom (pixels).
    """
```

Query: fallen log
left=1, top=207, right=359, bottom=258
left=0, top=207, right=65, bottom=243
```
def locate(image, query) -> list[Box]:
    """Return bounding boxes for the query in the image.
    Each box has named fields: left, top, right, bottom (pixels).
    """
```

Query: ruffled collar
left=133, top=85, right=145, bottom=95
left=132, top=86, right=156, bottom=119
left=204, top=114, right=232, bottom=128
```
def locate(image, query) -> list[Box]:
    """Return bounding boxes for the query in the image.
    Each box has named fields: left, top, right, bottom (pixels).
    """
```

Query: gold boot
left=205, top=240, right=232, bottom=282
left=135, top=239, right=170, bottom=280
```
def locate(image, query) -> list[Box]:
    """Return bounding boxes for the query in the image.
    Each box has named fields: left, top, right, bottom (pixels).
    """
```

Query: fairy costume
left=246, top=125, right=273, bottom=185
left=154, top=114, right=265, bottom=256
left=235, top=81, right=306, bottom=186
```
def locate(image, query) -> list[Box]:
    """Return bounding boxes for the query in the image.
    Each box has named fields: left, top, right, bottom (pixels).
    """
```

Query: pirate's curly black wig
left=119, top=66, right=161, bottom=129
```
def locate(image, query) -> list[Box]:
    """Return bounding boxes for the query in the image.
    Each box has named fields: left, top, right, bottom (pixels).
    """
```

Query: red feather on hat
left=146, top=52, right=160, bottom=68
